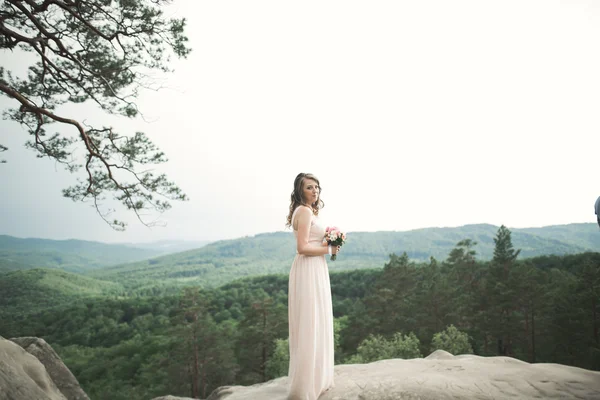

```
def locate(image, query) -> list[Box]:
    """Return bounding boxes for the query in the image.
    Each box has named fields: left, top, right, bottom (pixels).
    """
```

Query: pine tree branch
left=0, top=80, right=186, bottom=230
left=1, top=0, right=190, bottom=230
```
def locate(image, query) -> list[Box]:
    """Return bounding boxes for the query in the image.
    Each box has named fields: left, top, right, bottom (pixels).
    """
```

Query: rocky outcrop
left=156, top=350, right=600, bottom=400
left=10, top=337, right=90, bottom=400
left=3, top=335, right=599, bottom=400
left=0, top=336, right=67, bottom=400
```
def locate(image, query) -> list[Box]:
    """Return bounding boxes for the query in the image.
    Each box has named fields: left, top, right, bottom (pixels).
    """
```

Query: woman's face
left=302, top=178, right=320, bottom=205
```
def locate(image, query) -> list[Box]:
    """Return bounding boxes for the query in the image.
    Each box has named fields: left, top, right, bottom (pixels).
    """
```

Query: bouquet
left=323, top=226, right=346, bottom=261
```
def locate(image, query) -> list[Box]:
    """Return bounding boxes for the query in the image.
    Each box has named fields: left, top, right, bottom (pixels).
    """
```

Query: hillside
left=519, top=223, right=600, bottom=249
left=0, top=268, right=124, bottom=332
left=88, top=231, right=297, bottom=291
left=89, top=223, right=598, bottom=290
left=0, top=235, right=206, bottom=273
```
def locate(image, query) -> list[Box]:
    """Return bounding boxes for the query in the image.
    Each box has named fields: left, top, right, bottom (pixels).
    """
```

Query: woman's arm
left=294, top=206, right=337, bottom=256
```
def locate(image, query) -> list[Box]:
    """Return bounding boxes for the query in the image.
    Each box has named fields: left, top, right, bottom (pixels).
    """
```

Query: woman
left=286, top=172, right=338, bottom=400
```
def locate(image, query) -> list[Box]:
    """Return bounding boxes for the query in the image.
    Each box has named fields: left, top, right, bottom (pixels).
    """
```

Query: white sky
left=1, top=0, right=599, bottom=243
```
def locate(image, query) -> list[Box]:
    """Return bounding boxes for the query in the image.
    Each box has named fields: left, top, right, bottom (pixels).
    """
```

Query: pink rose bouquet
left=323, top=226, right=346, bottom=261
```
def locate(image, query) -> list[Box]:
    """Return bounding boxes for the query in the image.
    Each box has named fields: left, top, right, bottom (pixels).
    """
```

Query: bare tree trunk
left=593, top=296, right=598, bottom=347
left=484, top=335, right=488, bottom=354
left=187, top=352, right=194, bottom=398
left=531, top=308, right=536, bottom=363
left=193, top=339, right=199, bottom=398
left=201, top=358, right=207, bottom=399
left=262, top=304, right=268, bottom=382
left=524, top=304, right=531, bottom=362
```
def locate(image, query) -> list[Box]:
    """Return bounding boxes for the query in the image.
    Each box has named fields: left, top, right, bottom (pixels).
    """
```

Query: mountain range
left=86, top=222, right=599, bottom=290
left=1, top=223, right=598, bottom=291
left=0, top=235, right=209, bottom=274
left=1, top=222, right=598, bottom=316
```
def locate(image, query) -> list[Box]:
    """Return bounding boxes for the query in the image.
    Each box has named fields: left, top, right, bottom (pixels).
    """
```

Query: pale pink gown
left=287, top=206, right=335, bottom=400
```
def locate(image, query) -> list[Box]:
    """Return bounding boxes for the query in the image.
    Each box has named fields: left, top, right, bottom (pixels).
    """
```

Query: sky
left=1, top=0, right=599, bottom=244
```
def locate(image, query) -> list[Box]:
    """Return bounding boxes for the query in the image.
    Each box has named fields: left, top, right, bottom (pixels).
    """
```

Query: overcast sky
left=1, top=0, right=599, bottom=244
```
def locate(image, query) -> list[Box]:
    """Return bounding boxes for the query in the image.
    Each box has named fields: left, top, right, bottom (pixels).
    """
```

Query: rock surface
left=10, top=337, right=90, bottom=400
left=3, top=335, right=599, bottom=400
left=0, top=336, right=67, bottom=400
left=158, top=350, right=600, bottom=400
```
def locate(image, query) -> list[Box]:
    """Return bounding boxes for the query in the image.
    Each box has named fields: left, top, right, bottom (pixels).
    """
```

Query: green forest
left=1, top=225, right=599, bottom=400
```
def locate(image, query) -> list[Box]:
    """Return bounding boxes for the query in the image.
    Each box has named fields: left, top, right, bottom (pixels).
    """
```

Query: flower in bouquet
left=323, top=226, right=346, bottom=261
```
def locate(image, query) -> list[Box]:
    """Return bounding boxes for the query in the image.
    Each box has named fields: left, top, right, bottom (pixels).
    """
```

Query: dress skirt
left=287, top=253, right=335, bottom=400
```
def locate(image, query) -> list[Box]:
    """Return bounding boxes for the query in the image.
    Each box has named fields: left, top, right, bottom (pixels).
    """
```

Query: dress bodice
left=291, top=206, right=326, bottom=248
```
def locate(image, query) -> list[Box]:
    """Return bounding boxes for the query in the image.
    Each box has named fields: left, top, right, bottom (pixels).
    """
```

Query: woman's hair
left=285, top=172, right=325, bottom=228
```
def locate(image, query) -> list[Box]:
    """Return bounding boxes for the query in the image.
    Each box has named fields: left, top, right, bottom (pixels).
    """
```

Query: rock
left=4, top=334, right=599, bottom=400
left=10, top=337, right=90, bottom=400
left=0, top=336, right=67, bottom=400
left=424, top=349, right=455, bottom=360
left=196, top=352, right=600, bottom=400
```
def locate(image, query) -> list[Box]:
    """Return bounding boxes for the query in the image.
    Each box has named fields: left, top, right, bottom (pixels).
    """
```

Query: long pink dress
left=287, top=206, right=335, bottom=400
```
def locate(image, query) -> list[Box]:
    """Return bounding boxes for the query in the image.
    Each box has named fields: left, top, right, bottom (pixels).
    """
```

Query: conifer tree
left=0, top=0, right=190, bottom=229
left=236, top=294, right=287, bottom=383
left=487, top=225, right=521, bottom=356
left=493, top=225, right=521, bottom=266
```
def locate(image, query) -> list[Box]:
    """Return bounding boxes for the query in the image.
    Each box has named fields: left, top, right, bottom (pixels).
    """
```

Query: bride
left=286, top=172, right=338, bottom=399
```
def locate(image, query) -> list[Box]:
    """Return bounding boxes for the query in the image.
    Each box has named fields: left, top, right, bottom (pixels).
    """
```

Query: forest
left=1, top=225, right=599, bottom=400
